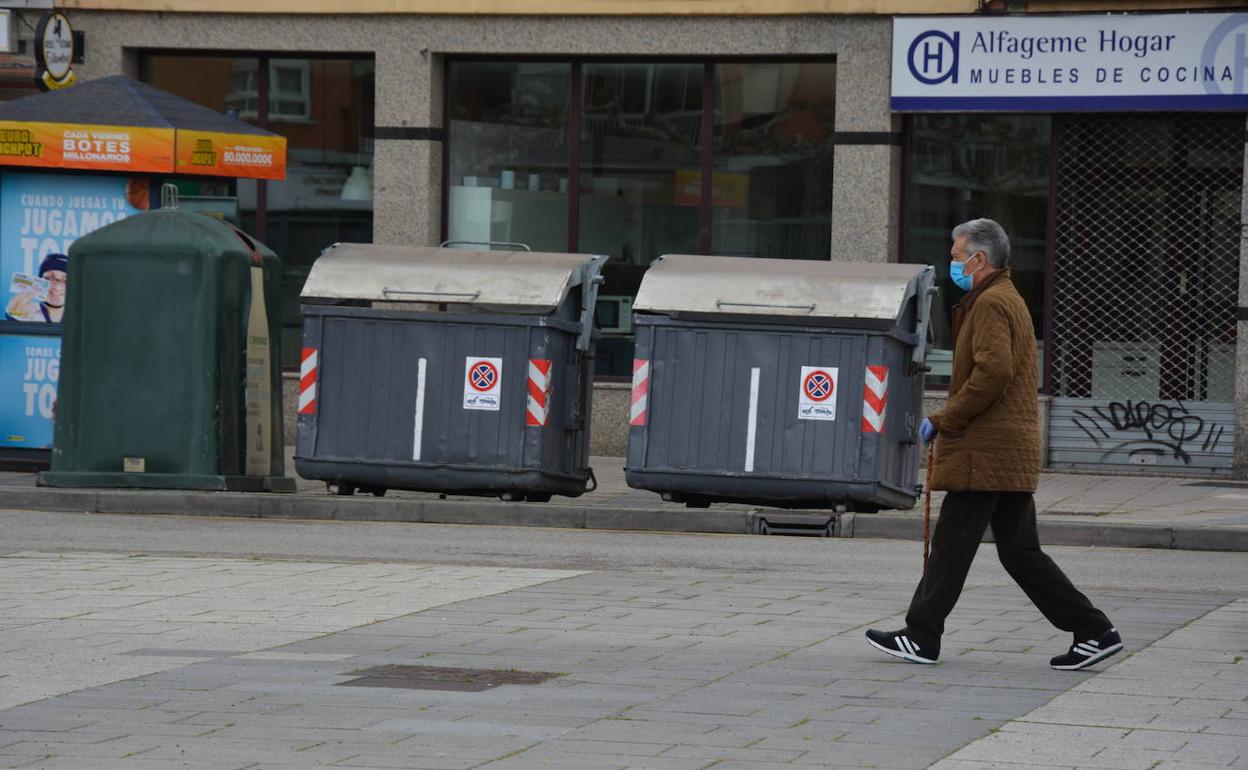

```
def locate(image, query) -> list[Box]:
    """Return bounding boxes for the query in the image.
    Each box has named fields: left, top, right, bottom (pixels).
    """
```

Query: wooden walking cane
left=923, top=445, right=933, bottom=571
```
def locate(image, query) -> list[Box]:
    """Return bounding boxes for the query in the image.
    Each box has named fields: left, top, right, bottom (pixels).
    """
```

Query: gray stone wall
left=830, top=20, right=902, bottom=262
left=589, top=383, right=631, bottom=456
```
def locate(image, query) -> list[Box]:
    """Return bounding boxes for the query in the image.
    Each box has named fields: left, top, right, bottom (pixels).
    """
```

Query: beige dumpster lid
left=633, top=254, right=929, bottom=320
left=301, top=243, right=595, bottom=311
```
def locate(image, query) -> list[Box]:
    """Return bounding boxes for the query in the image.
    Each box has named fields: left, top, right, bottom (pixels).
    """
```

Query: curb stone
left=2, top=487, right=1245, bottom=551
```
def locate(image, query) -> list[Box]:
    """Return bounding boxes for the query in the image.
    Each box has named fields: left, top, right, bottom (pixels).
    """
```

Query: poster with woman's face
left=0, top=172, right=147, bottom=449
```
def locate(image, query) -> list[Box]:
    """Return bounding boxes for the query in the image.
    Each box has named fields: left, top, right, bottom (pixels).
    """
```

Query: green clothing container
left=40, top=209, right=294, bottom=491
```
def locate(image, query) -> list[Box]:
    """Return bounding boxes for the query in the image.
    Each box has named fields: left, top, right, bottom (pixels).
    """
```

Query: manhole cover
left=337, top=665, right=561, bottom=692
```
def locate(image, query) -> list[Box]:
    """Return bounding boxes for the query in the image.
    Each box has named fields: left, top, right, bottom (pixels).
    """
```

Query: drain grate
left=337, top=665, right=561, bottom=692
left=753, top=513, right=836, bottom=537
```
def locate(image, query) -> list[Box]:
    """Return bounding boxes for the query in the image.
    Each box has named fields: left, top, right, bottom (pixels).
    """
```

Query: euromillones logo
left=190, top=138, right=216, bottom=166
left=908, top=30, right=960, bottom=85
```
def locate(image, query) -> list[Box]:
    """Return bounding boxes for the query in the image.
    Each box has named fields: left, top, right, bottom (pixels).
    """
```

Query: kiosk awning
left=0, top=75, right=286, bottom=179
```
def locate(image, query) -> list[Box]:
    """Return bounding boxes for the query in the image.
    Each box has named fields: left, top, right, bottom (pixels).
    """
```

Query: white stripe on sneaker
left=1075, top=643, right=1099, bottom=656
left=866, top=632, right=937, bottom=665
left=1052, top=639, right=1125, bottom=670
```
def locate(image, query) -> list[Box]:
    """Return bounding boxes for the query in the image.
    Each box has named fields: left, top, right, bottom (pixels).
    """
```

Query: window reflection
left=903, top=114, right=1051, bottom=385
left=447, top=62, right=571, bottom=253
left=262, top=58, right=374, bottom=369
left=445, top=59, right=838, bottom=379
left=712, top=62, right=836, bottom=259
left=143, top=54, right=374, bottom=370
left=578, top=62, right=703, bottom=376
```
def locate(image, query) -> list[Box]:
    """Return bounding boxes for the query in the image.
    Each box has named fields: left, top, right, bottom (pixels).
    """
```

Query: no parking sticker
left=464, top=357, right=503, bottom=411
left=798, top=366, right=838, bottom=421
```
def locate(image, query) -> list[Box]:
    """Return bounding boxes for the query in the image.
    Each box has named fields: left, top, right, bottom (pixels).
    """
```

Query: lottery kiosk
left=0, top=75, right=285, bottom=469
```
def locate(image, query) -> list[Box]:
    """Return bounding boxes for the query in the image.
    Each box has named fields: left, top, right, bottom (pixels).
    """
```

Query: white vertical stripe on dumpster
left=412, top=357, right=427, bottom=461
left=744, top=367, right=760, bottom=472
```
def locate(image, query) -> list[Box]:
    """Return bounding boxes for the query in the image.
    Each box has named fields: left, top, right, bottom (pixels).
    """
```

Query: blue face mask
left=949, top=254, right=979, bottom=291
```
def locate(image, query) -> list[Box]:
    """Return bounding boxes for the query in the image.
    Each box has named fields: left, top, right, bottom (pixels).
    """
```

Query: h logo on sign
left=908, top=30, right=959, bottom=85
left=1201, top=18, right=1248, bottom=95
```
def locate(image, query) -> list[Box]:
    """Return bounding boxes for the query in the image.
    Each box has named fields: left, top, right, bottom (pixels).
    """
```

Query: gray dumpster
left=625, top=255, right=935, bottom=511
left=295, top=243, right=607, bottom=500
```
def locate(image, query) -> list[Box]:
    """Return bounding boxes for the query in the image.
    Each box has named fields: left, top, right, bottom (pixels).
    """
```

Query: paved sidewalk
left=933, top=598, right=1248, bottom=770
left=0, top=551, right=1241, bottom=770
left=3, top=451, right=1248, bottom=550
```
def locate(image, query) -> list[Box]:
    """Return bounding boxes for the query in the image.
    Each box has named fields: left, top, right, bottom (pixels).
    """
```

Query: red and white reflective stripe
left=526, top=359, right=552, bottom=427
left=298, top=347, right=318, bottom=415
left=630, top=358, right=649, bottom=426
left=862, top=365, right=888, bottom=433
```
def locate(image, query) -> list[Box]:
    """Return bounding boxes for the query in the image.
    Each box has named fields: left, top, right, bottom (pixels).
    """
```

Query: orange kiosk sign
left=175, top=130, right=286, bottom=180
left=0, top=121, right=174, bottom=173
left=0, top=120, right=284, bottom=180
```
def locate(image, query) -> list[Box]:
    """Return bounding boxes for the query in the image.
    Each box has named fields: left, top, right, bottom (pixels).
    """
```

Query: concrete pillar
left=830, top=20, right=902, bottom=264
left=373, top=46, right=443, bottom=247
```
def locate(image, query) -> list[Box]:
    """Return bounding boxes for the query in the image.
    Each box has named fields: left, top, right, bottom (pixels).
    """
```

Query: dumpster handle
left=911, top=280, right=939, bottom=367
left=439, top=240, right=532, bottom=252
left=715, top=300, right=816, bottom=313
left=381, top=288, right=481, bottom=301
left=575, top=255, right=609, bottom=353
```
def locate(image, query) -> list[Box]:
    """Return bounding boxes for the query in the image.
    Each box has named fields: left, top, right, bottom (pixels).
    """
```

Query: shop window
left=446, top=62, right=571, bottom=254
left=142, top=53, right=374, bottom=371
left=446, top=58, right=837, bottom=379
left=712, top=62, right=835, bottom=259
left=225, top=60, right=312, bottom=122
left=578, top=62, right=704, bottom=375
left=901, top=114, right=1051, bottom=386
left=145, top=55, right=262, bottom=125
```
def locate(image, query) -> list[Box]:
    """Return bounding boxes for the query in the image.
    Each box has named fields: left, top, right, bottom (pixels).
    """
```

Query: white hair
left=952, top=218, right=1010, bottom=268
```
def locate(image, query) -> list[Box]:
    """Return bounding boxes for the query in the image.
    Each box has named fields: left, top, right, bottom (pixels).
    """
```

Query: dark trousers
left=904, top=491, right=1112, bottom=651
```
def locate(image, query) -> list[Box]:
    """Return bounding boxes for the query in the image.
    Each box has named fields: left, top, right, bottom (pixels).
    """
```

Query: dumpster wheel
left=328, top=481, right=386, bottom=497
left=331, top=481, right=356, bottom=496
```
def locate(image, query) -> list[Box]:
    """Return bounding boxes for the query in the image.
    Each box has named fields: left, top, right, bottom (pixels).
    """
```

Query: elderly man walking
left=866, top=218, right=1122, bottom=671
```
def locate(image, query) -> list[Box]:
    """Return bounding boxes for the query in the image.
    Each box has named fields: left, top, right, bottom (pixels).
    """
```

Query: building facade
left=8, top=0, right=1247, bottom=477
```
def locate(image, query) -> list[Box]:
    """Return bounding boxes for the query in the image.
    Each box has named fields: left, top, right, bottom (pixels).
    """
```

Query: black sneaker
left=865, top=628, right=938, bottom=664
left=1050, top=628, right=1123, bottom=671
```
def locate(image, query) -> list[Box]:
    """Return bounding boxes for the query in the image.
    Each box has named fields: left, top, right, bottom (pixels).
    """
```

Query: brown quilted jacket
left=929, top=268, right=1040, bottom=492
